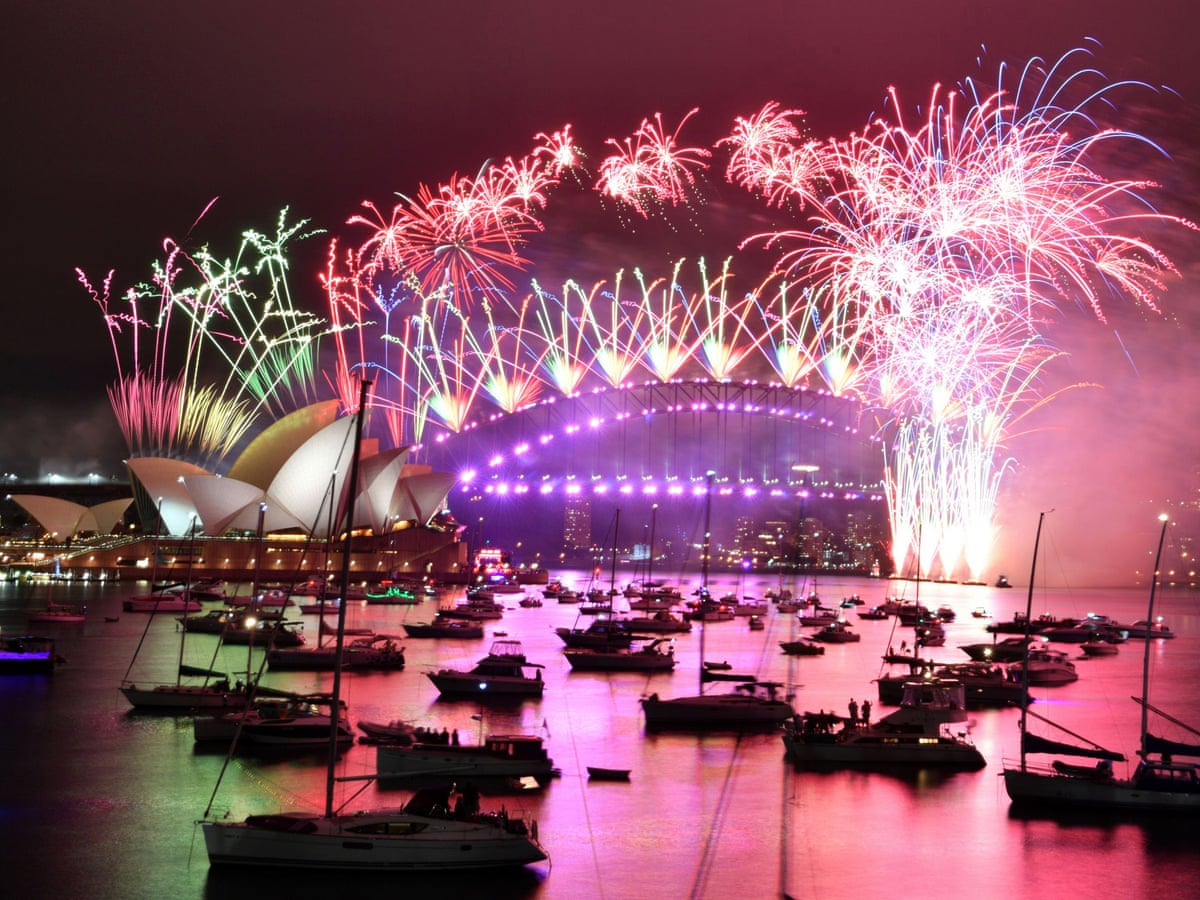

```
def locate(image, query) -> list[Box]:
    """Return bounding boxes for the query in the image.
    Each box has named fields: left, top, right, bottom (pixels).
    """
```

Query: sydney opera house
left=5, top=400, right=470, bottom=585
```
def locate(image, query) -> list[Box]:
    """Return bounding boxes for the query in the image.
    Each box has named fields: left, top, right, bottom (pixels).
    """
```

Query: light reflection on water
left=1, top=573, right=1197, bottom=900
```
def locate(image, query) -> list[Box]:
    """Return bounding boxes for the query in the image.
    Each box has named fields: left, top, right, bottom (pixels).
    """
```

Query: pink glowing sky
left=4, top=1, right=1198, bottom=584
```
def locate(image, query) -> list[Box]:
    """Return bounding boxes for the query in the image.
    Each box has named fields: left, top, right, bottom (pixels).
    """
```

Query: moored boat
left=403, top=615, right=485, bottom=639
left=376, top=733, right=556, bottom=784
left=782, top=678, right=986, bottom=769
left=563, top=639, right=676, bottom=672
left=0, top=634, right=59, bottom=674
left=427, top=639, right=546, bottom=699
left=27, top=601, right=87, bottom=624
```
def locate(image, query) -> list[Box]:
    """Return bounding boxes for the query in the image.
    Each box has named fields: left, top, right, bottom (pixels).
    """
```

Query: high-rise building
left=562, top=492, right=591, bottom=553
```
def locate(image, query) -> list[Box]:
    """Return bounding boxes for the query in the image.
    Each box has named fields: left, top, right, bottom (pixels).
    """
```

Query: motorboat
left=403, top=615, right=485, bottom=639
left=875, top=662, right=1026, bottom=708
left=179, top=608, right=283, bottom=635
left=1080, top=635, right=1119, bottom=656
left=1121, top=618, right=1175, bottom=639
left=555, top=617, right=637, bottom=650
left=587, top=767, right=631, bottom=781
left=959, top=635, right=1045, bottom=663
left=343, top=634, right=406, bottom=670
left=185, top=578, right=228, bottom=601
left=441, top=595, right=506, bottom=620
left=1006, top=647, right=1079, bottom=686
left=0, top=634, right=59, bottom=674
left=779, top=638, right=825, bottom=656
left=123, top=591, right=202, bottom=613
left=913, top=620, right=945, bottom=647
left=986, top=612, right=1063, bottom=635
left=856, top=605, right=889, bottom=620
left=219, top=618, right=306, bottom=648
left=227, top=589, right=293, bottom=610
left=376, top=733, right=556, bottom=784
left=811, top=620, right=860, bottom=643
left=796, top=608, right=839, bottom=627
left=427, top=640, right=546, bottom=698
left=782, top=678, right=986, bottom=769
left=356, top=719, right=418, bottom=744
left=364, top=584, right=421, bottom=605
left=27, top=602, right=87, bottom=624
left=563, top=639, right=676, bottom=672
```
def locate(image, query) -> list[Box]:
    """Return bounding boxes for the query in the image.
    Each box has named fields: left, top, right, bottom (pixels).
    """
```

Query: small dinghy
left=587, top=766, right=631, bottom=782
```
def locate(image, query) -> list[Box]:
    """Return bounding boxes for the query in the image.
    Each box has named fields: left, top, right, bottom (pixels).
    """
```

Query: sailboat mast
left=1018, top=510, right=1048, bottom=770
left=609, top=508, right=621, bottom=597
left=325, top=377, right=372, bottom=817
left=1140, top=514, right=1170, bottom=760
left=700, top=471, right=714, bottom=694
left=648, top=503, right=657, bottom=587
left=175, top=516, right=198, bottom=687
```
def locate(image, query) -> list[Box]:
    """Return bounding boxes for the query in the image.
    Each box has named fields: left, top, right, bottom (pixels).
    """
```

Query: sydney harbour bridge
left=409, top=378, right=887, bottom=566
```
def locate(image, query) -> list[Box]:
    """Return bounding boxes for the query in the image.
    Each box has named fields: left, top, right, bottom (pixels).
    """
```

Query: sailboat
left=200, top=379, right=547, bottom=870
left=120, top=518, right=249, bottom=711
left=1002, top=513, right=1200, bottom=812
left=640, top=472, right=795, bottom=731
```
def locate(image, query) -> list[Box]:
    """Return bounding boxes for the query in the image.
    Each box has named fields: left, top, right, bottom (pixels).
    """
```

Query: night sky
left=5, top=1, right=1199, bottom=583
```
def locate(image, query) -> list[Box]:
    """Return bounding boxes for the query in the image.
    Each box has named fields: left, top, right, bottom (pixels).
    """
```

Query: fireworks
left=596, top=109, right=712, bottom=218
left=79, top=208, right=326, bottom=465
left=86, top=49, right=1189, bottom=580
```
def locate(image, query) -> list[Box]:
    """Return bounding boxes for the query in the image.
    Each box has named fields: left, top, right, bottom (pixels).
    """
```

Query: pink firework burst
left=595, top=109, right=711, bottom=217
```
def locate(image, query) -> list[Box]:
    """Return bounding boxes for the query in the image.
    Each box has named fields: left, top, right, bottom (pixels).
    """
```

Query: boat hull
left=426, top=673, right=544, bottom=698
left=377, top=748, right=555, bottom=781
left=641, top=692, right=793, bottom=731
left=783, top=733, right=985, bottom=768
left=201, top=811, right=546, bottom=870
left=1003, top=767, right=1200, bottom=812
left=121, top=684, right=247, bottom=710
left=563, top=649, right=675, bottom=672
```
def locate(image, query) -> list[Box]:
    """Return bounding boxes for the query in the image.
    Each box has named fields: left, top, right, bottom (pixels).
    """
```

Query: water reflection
left=2, top=573, right=1197, bottom=900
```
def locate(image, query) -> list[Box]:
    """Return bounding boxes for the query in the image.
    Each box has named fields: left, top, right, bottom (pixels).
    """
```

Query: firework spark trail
left=529, top=280, right=598, bottom=396
left=595, top=109, right=712, bottom=217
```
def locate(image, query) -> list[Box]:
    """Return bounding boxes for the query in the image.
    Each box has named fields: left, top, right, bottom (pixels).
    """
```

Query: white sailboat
left=1002, top=512, right=1200, bottom=812
left=199, top=379, right=548, bottom=870
left=640, top=472, right=794, bottom=731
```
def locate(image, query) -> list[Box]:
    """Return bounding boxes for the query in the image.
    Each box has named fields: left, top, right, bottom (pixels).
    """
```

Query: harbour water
left=2, top=572, right=1198, bottom=899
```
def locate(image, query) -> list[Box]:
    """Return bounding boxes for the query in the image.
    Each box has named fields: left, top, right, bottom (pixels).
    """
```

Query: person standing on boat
left=848, top=698, right=859, bottom=728
left=861, top=699, right=871, bottom=726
